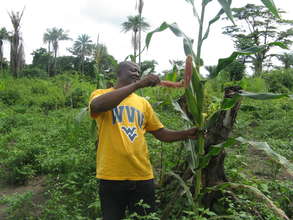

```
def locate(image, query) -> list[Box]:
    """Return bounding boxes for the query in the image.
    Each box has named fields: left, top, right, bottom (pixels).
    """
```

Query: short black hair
left=117, top=61, right=138, bottom=77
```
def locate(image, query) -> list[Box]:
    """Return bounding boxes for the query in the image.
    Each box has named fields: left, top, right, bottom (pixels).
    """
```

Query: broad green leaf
left=198, top=138, right=237, bottom=169
left=260, top=0, right=280, bottom=18
left=236, top=137, right=293, bottom=178
left=239, top=90, right=293, bottom=100
left=217, top=0, right=235, bottom=25
left=213, top=42, right=287, bottom=78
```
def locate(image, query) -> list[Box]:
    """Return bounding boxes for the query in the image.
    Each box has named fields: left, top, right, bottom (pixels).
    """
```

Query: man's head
left=116, top=61, right=140, bottom=86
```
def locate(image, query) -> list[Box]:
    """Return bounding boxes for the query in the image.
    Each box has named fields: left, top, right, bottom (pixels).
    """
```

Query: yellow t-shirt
left=89, top=88, right=164, bottom=180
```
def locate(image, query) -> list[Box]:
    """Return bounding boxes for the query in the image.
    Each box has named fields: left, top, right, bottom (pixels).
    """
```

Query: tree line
left=0, top=4, right=293, bottom=81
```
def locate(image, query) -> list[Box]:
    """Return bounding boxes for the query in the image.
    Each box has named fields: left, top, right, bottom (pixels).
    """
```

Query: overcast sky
left=1, top=0, right=292, bottom=74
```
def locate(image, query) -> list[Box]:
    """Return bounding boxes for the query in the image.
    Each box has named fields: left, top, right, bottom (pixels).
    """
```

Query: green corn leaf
left=185, top=0, right=200, bottom=23
left=203, top=0, right=213, bottom=6
left=239, top=90, right=293, bottom=100
left=75, top=107, right=89, bottom=123
left=184, top=0, right=194, bottom=4
left=191, top=72, right=205, bottom=120
left=205, top=111, right=221, bottom=130
left=185, top=139, right=198, bottom=173
left=185, top=87, right=200, bottom=125
left=146, top=22, right=169, bottom=48
left=172, top=101, right=192, bottom=123
left=165, top=65, right=178, bottom=82
left=213, top=42, right=287, bottom=78
left=236, top=137, right=293, bottom=178
left=168, top=171, right=196, bottom=209
left=260, top=0, right=280, bottom=18
left=146, top=22, right=195, bottom=57
left=202, top=9, right=225, bottom=42
left=217, top=0, right=235, bottom=25
left=202, top=0, right=231, bottom=42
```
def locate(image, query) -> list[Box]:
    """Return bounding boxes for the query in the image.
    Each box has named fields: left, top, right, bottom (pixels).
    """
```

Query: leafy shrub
left=262, top=69, right=293, bottom=93
left=65, top=87, right=88, bottom=108
left=20, top=66, right=48, bottom=78
left=0, top=90, right=21, bottom=105
left=0, top=192, right=34, bottom=220
left=240, top=77, right=268, bottom=92
left=31, top=82, right=49, bottom=95
left=0, top=113, right=33, bottom=134
left=0, top=143, right=44, bottom=185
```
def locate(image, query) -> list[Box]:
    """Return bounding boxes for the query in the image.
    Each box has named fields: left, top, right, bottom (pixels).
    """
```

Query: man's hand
left=136, top=74, right=160, bottom=88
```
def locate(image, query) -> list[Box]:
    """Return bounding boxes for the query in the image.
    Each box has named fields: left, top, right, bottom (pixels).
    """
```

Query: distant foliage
left=20, top=66, right=48, bottom=78
left=262, top=69, right=293, bottom=93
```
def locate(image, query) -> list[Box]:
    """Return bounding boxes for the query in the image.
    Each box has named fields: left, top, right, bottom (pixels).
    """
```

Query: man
left=89, top=61, right=198, bottom=220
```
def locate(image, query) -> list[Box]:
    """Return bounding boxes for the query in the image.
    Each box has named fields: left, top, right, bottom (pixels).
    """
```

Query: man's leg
left=99, top=179, right=129, bottom=220
left=128, top=179, right=156, bottom=217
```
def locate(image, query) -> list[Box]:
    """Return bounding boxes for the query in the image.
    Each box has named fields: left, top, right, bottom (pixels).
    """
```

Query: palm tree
left=71, top=34, right=93, bottom=74
left=8, top=9, right=25, bottom=77
left=278, top=52, right=293, bottom=69
left=137, top=0, right=144, bottom=67
left=121, top=15, right=150, bottom=63
left=43, top=29, right=55, bottom=75
left=0, top=27, right=9, bottom=71
left=44, top=27, right=70, bottom=76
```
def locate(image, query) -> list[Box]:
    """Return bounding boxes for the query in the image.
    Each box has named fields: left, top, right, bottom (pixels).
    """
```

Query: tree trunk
left=0, top=40, right=3, bottom=71
left=47, top=42, right=51, bottom=76
left=138, top=21, right=142, bottom=69
left=10, top=33, right=20, bottom=78
left=53, top=49, right=57, bottom=77
left=81, top=56, right=84, bottom=74
left=202, top=86, right=242, bottom=208
left=254, top=55, right=263, bottom=76
left=133, top=31, right=137, bottom=63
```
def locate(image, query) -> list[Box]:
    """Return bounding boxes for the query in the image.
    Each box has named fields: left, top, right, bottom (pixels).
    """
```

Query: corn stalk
left=145, top=0, right=293, bottom=218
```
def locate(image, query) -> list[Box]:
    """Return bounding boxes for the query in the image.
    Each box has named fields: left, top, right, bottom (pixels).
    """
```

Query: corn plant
left=146, top=0, right=292, bottom=218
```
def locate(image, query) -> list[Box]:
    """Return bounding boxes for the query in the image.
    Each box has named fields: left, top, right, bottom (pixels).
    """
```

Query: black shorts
left=98, top=179, right=156, bottom=220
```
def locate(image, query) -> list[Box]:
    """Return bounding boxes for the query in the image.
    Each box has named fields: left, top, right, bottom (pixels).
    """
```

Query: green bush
left=0, top=90, right=21, bottom=105
left=262, top=69, right=293, bottom=93
left=20, top=67, right=48, bottom=78
left=0, top=192, right=35, bottom=220
left=65, top=87, right=88, bottom=108
left=240, top=77, right=268, bottom=92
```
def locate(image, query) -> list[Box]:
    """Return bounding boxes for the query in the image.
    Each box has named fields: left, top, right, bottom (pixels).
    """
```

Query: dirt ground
left=0, top=176, right=46, bottom=219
